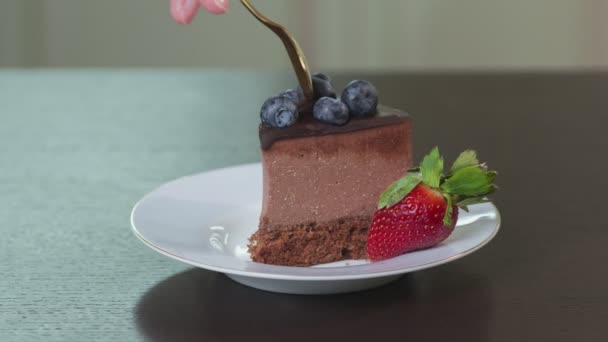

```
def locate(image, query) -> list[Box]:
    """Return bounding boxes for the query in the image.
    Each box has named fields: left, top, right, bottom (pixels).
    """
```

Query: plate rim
left=130, top=163, right=502, bottom=281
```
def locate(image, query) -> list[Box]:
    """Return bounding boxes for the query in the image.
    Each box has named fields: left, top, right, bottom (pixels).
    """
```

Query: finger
left=199, top=0, right=229, bottom=15
left=171, top=0, right=201, bottom=24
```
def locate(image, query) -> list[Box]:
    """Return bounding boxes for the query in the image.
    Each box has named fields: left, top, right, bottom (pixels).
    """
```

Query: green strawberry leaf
left=450, top=150, right=479, bottom=173
left=486, top=171, right=497, bottom=184
left=443, top=194, right=453, bottom=226
left=420, top=147, right=443, bottom=188
left=378, top=174, right=422, bottom=209
left=441, top=165, right=496, bottom=197
left=456, top=196, right=491, bottom=212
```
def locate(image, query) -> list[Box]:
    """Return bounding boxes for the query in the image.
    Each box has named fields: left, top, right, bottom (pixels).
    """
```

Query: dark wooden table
left=1, top=70, right=606, bottom=341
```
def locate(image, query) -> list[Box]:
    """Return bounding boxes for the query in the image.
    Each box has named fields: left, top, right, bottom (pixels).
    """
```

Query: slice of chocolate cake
left=169, top=0, right=415, bottom=267
left=249, top=105, right=412, bottom=266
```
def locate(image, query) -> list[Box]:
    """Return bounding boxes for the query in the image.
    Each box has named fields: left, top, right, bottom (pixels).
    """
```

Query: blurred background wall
left=1, top=0, right=607, bottom=71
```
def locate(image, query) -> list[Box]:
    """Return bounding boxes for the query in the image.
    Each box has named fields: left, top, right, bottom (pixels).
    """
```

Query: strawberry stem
left=377, top=148, right=498, bottom=218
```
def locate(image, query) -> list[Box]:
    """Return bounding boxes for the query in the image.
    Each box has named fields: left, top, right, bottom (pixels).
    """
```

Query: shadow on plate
left=134, top=266, right=494, bottom=341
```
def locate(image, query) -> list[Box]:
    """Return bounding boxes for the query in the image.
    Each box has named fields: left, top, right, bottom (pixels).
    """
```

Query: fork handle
left=240, top=0, right=314, bottom=101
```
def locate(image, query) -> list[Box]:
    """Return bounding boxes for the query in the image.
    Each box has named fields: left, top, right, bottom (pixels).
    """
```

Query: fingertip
left=171, top=0, right=201, bottom=24
left=199, top=0, right=229, bottom=15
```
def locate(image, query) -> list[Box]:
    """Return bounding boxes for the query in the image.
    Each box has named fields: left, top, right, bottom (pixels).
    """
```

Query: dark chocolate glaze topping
left=259, top=105, right=410, bottom=150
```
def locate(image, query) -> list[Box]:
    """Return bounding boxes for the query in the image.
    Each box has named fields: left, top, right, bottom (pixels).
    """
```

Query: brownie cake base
left=249, top=216, right=370, bottom=266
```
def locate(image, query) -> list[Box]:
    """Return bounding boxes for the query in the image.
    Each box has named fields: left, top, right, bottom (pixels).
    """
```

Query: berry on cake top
left=261, top=73, right=380, bottom=128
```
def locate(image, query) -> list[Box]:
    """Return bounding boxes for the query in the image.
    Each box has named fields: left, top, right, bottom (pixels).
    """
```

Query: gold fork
left=240, top=0, right=314, bottom=101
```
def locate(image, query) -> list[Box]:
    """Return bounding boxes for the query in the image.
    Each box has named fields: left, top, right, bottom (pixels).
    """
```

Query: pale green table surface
left=1, top=70, right=266, bottom=341
left=2, top=70, right=607, bottom=342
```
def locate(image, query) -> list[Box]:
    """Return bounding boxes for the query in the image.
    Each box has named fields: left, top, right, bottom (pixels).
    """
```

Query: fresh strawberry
left=366, top=184, right=458, bottom=261
left=366, top=147, right=497, bottom=262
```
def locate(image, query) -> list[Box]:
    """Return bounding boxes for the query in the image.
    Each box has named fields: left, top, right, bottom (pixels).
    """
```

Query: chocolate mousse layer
left=249, top=108, right=412, bottom=266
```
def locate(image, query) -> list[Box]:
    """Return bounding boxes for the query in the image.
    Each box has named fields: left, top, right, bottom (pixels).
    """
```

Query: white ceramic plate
left=131, top=163, right=501, bottom=295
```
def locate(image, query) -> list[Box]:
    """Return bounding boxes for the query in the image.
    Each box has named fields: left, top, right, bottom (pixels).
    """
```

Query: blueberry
left=260, top=95, right=299, bottom=128
left=341, top=80, right=379, bottom=117
left=311, top=75, right=337, bottom=99
left=279, top=89, right=302, bottom=105
left=313, top=97, right=350, bottom=126
left=297, top=73, right=336, bottom=101
left=312, top=73, right=331, bottom=82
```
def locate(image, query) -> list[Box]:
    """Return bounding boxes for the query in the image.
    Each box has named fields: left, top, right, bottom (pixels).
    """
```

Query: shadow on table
left=135, top=267, right=493, bottom=342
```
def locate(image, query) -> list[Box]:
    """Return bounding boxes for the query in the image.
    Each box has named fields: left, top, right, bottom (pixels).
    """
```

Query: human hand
left=171, top=0, right=229, bottom=24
